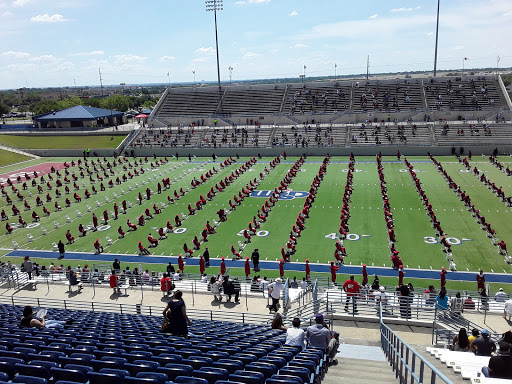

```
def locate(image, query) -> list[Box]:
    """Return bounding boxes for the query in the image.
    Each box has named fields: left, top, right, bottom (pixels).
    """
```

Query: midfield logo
left=250, top=190, right=310, bottom=200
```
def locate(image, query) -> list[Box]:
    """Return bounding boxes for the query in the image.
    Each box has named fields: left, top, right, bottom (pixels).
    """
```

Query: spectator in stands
left=423, top=285, right=437, bottom=306
left=160, top=273, right=174, bottom=296
left=306, top=313, right=339, bottom=366
left=210, top=276, right=222, bottom=302
left=271, top=313, right=287, bottom=331
left=20, top=305, right=71, bottom=329
left=269, top=278, right=284, bottom=313
left=504, top=299, right=512, bottom=321
left=223, top=275, right=240, bottom=303
left=469, top=329, right=480, bottom=345
left=452, top=328, right=470, bottom=351
left=483, top=342, right=512, bottom=378
left=162, top=290, right=192, bottom=338
left=166, top=261, right=175, bottom=274
left=69, top=271, right=83, bottom=292
left=480, top=290, right=489, bottom=310
left=20, top=256, right=35, bottom=280
left=285, top=317, right=306, bottom=349
left=464, top=296, right=476, bottom=310
left=301, top=277, right=308, bottom=290
left=495, top=288, right=507, bottom=302
left=436, top=287, right=449, bottom=310
left=500, top=331, right=512, bottom=349
left=450, top=292, right=464, bottom=316
left=113, top=258, right=120, bottom=271
left=374, top=286, right=390, bottom=314
left=471, top=329, right=496, bottom=356
left=110, top=270, right=121, bottom=294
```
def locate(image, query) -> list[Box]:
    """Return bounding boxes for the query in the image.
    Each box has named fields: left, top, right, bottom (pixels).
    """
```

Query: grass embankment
left=0, top=135, right=125, bottom=149
left=0, top=148, right=32, bottom=166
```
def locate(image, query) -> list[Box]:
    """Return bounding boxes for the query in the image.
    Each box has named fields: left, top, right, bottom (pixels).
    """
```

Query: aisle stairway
left=324, top=341, right=398, bottom=384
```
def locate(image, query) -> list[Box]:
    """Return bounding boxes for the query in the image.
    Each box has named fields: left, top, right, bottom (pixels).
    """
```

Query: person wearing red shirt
left=92, top=213, right=98, bottom=230
left=279, top=259, right=285, bottom=278
left=398, top=266, right=405, bottom=286
left=148, top=234, right=158, bottom=247
left=476, top=270, right=485, bottom=292
left=118, top=226, right=125, bottom=238
left=160, top=273, right=173, bottom=296
left=245, top=257, right=251, bottom=278
left=199, top=255, right=205, bottom=275
left=94, top=239, right=103, bottom=254
left=330, top=261, right=339, bottom=283
left=440, top=267, right=447, bottom=288
left=343, top=275, right=360, bottom=313
left=362, top=264, right=368, bottom=286
left=178, top=255, right=185, bottom=272
left=103, top=210, right=108, bottom=224
left=220, top=257, right=226, bottom=275
left=305, top=259, right=311, bottom=280
left=110, top=270, right=120, bottom=294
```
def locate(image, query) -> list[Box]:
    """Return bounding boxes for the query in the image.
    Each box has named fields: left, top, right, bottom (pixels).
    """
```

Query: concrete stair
left=322, top=341, right=398, bottom=384
left=323, top=358, right=397, bottom=384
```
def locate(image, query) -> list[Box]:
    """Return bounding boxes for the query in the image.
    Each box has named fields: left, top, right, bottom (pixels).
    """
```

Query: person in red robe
left=220, top=257, right=226, bottom=275
left=330, top=261, right=339, bottom=283
left=92, top=213, right=98, bottom=229
left=398, top=266, right=405, bottom=286
left=199, top=255, right=205, bottom=275
left=440, top=267, right=447, bottom=288
left=279, top=259, right=284, bottom=278
left=362, top=264, right=368, bottom=286
left=305, top=259, right=311, bottom=280
left=118, top=226, right=125, bottom=238
left=245, top=257, right=251, bottom=278
left=476, top=270, right=485, bottom=292
left=178, top=255, right=185, bottom=272
left=114, top=203, right=119, bottom=220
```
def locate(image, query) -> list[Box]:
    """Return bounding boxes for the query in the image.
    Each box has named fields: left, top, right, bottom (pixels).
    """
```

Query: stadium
left=1, top=1, right=512, bottom=383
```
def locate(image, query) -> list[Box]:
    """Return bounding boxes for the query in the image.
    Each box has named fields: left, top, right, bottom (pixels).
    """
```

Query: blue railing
left=380, top=304, right=454, bottom=384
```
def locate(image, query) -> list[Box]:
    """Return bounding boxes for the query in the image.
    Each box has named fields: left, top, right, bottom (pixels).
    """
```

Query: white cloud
left=56, top=62, right=74, bottom=71
left=243, top=52, right=262, bottom=59
left=160, top=55, right=176, bottom=63
left=113, top=54, right=146, bottom=64
left=72, top=50, right=104, bottom=57
left=30, top=13, right=68, bottom=23
left=1, top=10, right=12, bottom=16
left=29, top=54, right=57, bottom=63
left=192, top=57, right=208, bottom=63
left=426, top=32, right=434, bottom=36
left=7, top=63, right=36, bottom=72
left=369, top=14, right=378, bottom=19
left=291, top=43, right=308, bottom=48
left=290, top=11, right=298, bottom=16
left=195, top=47, right=215, bottom=55
left=391, top=6, right=421, bottom=12
left=504, top=11, right=512, bottom=16
left=453, top=45, right=465, bottom=50
left=1, top=50, right=30, bottom=59
left=13, top=0, right=31, bottom=6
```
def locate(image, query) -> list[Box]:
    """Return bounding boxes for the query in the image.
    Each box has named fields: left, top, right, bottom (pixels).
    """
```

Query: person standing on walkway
left=203, top=247, right=210, bottom=267
left=343, top=275, right=360, bottom=313
left=362, top=264, right=368, bottom=286
left=220, top=257, right=226, bottom=275
left=199, top=255, right=205, bottom=275
left=251, top=248, right=260, bottom=271
left=269, top=278, right=284, bottom=313
left=245, top=257, right=251, bottom=278
left=279, top=259, right=284, bottom=279
left=58, top=240, right=65, bottom=259
left=330, top=261, right=339, bottom=284
left=477, top=270, right=486, bottom=293
left=22, top=256, right=34, bottom=280
left=440, top=267, right=447, bottom=288
left=305, top=259, right=311, bottom=280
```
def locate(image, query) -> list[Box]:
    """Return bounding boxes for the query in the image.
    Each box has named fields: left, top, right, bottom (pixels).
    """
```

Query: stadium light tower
left=433, top=0, right=440, bottom=77
left=205, top=0, right=223, bottom=91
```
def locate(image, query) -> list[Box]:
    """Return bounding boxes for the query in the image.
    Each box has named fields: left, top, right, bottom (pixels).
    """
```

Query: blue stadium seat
left=179, top=349, right=202, bottom=358
left=27, top=353, right=58, bottom=363
left=232, top=353, right=258, bottom=365
left=123, top=363, right=156, bottom=376
left=98, top=368, right=130, bottom=379
left=50, top=367, right=88, bottom=383
left=180, top=357, right=213, bottom=370
left=0, top=350, right=28, bottom=362
left=157, top=364, right=193, bottom=380
left=59, top=357, right=90, bottom=367
left=70, top=353, right=95, bottom=363
left=244, top=348, right=267, bottom=358
left=124, top=377, right=160, bottom=384
left=270, top=374, right=303, bottom=384
left=100, top=356, right=128, bottom=366
left=12, top=375, right=49, bottom=384
left=88, top=372, right=124, bottom=384
left=228, top=373, right=264, bottom=384
left=192, top=367, right=229, bottom=384
left=0, top=356, right=25, bottom=368
left=202, top=351, right=229, bottom=361
left=245, top=362, right=277, bottom=379
left=15, top=363, right=52, bottom=381
left=91, top=359, right=121, bottom=371
left=279, top=367, right=311, bottom=384
left=260, top=356, right=287, bottom=370
left=174, top=376, right=209, bottom=384
left=28, top=360, right=59, bottom=372
left=0, top=361, right=16, bottom=379
left=288, top=359, right=317, bottom=376
left=64, top=364, right=93, bottom=377
left=136, top=372, right=169, bottom=384
left=212, top=359, right=244, bottom=374
left=268, top=351, right=293, bottom=362
left=133, top=360, right=160, bottom=371
left=121, top=352, right=153, bottom=363
left=158, top=353, right=183, bottom=363
left=0, top=372, right=8, bottom=382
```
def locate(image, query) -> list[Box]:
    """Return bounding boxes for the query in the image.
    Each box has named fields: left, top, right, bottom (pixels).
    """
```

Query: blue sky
left=0, top=0, right=511, bottom=90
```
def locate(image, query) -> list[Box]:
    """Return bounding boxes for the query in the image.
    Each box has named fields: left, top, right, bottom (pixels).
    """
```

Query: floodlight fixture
left=205, top=0, right=223, bottom=91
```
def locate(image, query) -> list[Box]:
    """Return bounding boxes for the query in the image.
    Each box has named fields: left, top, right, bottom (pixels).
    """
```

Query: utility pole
left=98, top=68, right=104, bottom=96
left=206, top=0, right=223, bottom=92
left=334, top=63, right=337, bottom=79
left=366, top=55, right=370, bottom=80
left=228, top=66, right=233, bottom=83
left=496, top=56, right=501, bottom=75
left=433, top=0, right=440, bottom=77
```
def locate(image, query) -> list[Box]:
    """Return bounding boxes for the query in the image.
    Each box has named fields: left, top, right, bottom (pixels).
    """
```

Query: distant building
left=33, top=105, right=126, bottom=129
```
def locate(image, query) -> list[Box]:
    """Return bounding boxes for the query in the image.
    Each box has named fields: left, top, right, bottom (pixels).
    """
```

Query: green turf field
left=1, top=155, right=512, bottom=288
left=0, top=135, right=125, bottom=149
left=0, top=148, right=32, bottom=167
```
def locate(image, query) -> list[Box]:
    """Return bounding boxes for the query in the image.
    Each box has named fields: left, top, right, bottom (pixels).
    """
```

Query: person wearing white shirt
left=261, top=277, right=269, bottom=296
left=269, top=278, right=283, bottom=313
left=504, top=299, right=512, bottom=320
left=495, top=288, right=507, bottom=303
left=300, top=278, right=308, bottom=290
left=285, top=318, right=306, bottom=349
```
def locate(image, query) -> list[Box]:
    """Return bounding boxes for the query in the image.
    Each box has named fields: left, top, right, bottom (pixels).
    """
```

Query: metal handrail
left=380, top=303, right=454, bottom=384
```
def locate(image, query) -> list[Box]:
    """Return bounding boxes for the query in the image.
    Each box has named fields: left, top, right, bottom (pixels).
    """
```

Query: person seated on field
left=138, top=241, right=150, bottom=255
left=65, top=230, right=74, bottom=244
left=32, top=211, right=40, bottom=222
left=118, top=226, right=125, bottom=238
left=94, top=239, right=103, bottom=254
left=158, top=227, right=167, bottom=240
left=78, top=223, right=87, bottom=237
left=148, top=234, right=159, bottom=247
left=127, top=219, right=137, bottom=231
left=6, top=222, right=13, bottom=234
left=18, top=216, right=26, bottom=227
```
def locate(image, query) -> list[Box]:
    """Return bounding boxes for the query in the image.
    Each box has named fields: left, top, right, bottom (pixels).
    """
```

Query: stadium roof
left=35, top=105, right=124, bottom=122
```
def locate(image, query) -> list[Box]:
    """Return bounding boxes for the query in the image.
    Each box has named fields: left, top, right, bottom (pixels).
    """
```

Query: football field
left=1, top=154, right=512, bottom=287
